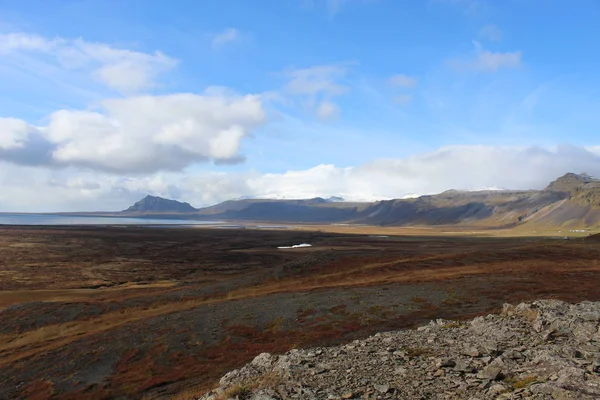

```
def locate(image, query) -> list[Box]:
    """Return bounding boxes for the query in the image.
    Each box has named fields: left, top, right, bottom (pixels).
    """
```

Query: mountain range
left=118, top=173, right=600, bottom=229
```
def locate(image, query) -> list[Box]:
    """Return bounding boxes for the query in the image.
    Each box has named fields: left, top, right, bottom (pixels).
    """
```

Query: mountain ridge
left=121, top=173, right=600, bottom=228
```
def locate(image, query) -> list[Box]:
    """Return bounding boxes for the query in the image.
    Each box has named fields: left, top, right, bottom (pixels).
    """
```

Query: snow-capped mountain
left=232, top=193, right=390, bottom=203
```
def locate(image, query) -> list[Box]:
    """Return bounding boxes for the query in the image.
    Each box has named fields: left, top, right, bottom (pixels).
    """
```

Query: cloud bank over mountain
left=2, top=144, right=600, bottom=212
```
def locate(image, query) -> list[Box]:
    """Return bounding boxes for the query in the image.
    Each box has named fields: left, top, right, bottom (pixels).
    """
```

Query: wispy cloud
left=472, top=49, right=521, bottom=71
left=284, top=64, right=349, bottom=96
left=478, top=24, right=503, bottom=42
left=431, top=0, right=492, bottom=18
left=316, top=101, right=341, bottom=120
left=449, top=41, right=522, bottom=72
left=0, top=32, right=177, bottom=93
left=323, top=0, right=376, bottom=17
left=393, top=94, right=413, bottom=105
left=0, top=32, right=59, bottom=53
left=326, top=0, right=348, bottom=15
left=388, top=74, right=417, bottom=88
left=282, top=63, right=351, bottom=120
left=212, top=28, right=240, bottom=48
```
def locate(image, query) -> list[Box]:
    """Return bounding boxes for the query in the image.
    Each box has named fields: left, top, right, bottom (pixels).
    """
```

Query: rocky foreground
left=201, top=300, right=600, bottom=399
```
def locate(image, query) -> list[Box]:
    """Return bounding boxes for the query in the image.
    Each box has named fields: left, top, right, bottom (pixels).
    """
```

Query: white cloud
left=212, top=28, right=240, bottom=48
left=393, top=94, right=413, bottom=105
left=316, top=101, right=341, bottom=120
left=449, top=42, right=522, bottom=72
left=431, top=0, right=491, bottom=18
left=586, top=146, right=600, bottom=155
left=0, top=118, right=31, bottom=149
left=473, top=49, right=521, bottom=71
left=284, top=64, right=348, bottom=96
left=388, top=74, right=417, bottom=87
left=3, top=144, right=600, bottom=212
left=326, top=0, right=349, bottom=15
left=93, top=55, right=171, bottom=93
left=302, top=0, right=373, bottom=16
left=0, top=91, right=266, bottom=173
left=478, top=24, right=503, bottom=42
left=282, top=64, right=350, bottom=117
left=0, top=32, right=177, bottom=93
left=0, top=164, right=182, bottom=212
left=0, top=32, right=60, bottom=53
left=242, top=145, right=600, bottom=201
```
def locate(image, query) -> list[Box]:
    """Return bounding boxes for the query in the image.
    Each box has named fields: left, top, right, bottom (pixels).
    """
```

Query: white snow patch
left=470, top=186, right=508, bottom=191
left=242, top=193, right=389, bottom=202
left=401, top=193, right=422, bottom=199
left=277, top=243, right=312, bottom=249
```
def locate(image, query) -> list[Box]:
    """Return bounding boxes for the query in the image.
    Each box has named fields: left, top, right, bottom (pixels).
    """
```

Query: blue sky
left=1, top=0, right=600, bottom=211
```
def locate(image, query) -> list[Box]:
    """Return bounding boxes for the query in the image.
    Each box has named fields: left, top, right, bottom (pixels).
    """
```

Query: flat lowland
left=1, top=226, right=600, bottom=399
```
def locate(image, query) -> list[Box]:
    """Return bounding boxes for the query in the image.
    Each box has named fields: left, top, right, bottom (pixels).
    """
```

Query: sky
left=1, top=0, right=600, bottom=211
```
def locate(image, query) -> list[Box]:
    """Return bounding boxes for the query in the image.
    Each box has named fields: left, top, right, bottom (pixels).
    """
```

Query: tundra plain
left=2, top=226, right=600, bottom=399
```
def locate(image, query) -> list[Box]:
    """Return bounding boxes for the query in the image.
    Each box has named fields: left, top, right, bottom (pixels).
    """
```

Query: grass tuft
left=505, top=375, right=540, bottom=389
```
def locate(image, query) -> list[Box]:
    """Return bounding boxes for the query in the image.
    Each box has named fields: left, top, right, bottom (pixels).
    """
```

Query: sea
left=0, top=213, right=220, bottom=227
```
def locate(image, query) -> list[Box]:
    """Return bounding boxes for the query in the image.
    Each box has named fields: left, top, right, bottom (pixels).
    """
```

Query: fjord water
left=0, top=213, right=219, bottom=226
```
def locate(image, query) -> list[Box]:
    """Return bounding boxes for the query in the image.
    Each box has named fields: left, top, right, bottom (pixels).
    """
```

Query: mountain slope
left=354, top=189, right=569, bottom=227
left=521, top=174, right=600, bottom=228
left=544, top=172, right=600, bottom=192
left=195, top=198, right=370, bottom=223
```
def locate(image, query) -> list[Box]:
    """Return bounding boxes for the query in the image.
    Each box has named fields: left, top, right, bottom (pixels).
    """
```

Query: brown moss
left=506, top=375, right=540, bottom=389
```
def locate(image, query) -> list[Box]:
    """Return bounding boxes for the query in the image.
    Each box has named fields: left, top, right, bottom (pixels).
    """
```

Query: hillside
left=544, top=172, right=600, bottom=192
left=195, top=198, right=370, bottom=223
left=203, top=300, right=600, bottom=400
left=353, top=190, right=567, bottom=227
left=123, top=195, right=197, bottom=214
left=120, top=173, right=600, bottom=228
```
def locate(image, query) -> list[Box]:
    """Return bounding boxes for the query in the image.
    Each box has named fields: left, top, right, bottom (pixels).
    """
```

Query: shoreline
left=0, top=221, right=597, bottom=238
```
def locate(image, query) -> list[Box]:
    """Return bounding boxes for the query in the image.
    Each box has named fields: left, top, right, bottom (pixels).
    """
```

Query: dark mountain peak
left=545, top=173, right=600, bottom=192
left=123, top=195, right=197, bottom=214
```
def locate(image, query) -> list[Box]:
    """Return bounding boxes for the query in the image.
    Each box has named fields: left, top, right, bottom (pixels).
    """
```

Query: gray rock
left=438, top=358, right=456, bottom=368
left=502, top=349, right=524, bottom=359
left=477, top=365, right=502, bottom=380
left=454, top=360, right=474, bottom=373
left=251, top=389, right=279, bottom=400
left=463, top=347, right=480, bottom=357
left=486, top=383, right=506, bottom=396
left=373, top=384, right=390, bottom=393
left=251, top=353, right=275, bottom=370
left=200, top=300, right=600, bottom=400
